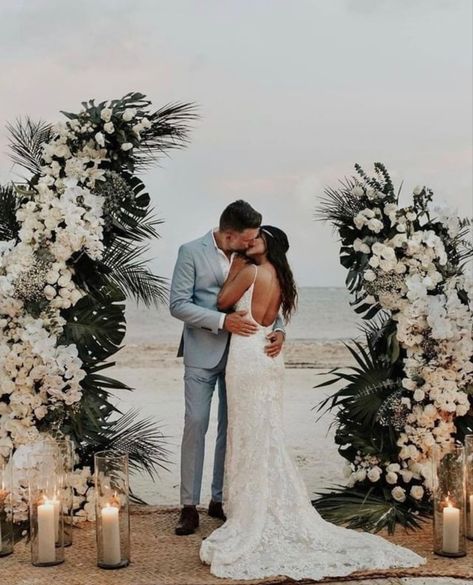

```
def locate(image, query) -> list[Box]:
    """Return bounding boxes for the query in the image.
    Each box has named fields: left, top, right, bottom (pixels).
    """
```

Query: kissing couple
left=169, top=200, right=425, bottom=580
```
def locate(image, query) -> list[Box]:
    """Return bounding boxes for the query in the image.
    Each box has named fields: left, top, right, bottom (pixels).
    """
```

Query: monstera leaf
left=59, top=284, right=126, bottom=365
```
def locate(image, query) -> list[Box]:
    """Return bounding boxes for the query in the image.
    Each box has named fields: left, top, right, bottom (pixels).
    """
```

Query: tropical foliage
left=313, top=163, right=473, bottom=533
left=0, top=92, right=196, bottom=522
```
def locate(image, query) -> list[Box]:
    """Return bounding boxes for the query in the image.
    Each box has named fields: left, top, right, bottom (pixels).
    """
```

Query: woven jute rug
left=1, top=506, right=472, bottom=585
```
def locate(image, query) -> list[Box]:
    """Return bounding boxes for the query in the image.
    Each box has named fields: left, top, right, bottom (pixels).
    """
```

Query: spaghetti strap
left=251, top=264, right=258, bottom=285
left=247, top=265, right=258, bottom=322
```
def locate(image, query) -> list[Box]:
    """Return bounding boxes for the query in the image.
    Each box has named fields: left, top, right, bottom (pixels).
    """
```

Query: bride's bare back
left=251, top=264, right=281, bottom=327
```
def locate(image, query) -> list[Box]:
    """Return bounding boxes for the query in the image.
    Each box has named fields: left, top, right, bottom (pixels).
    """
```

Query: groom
left=170, top=200, right=285, bottom=535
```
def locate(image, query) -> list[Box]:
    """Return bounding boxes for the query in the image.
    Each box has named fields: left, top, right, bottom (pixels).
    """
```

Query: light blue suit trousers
left=181, top=347, right=229, bottom=505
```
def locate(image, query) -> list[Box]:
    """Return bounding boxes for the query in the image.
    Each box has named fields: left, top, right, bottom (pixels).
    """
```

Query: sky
left=0, top=0, right=471, bottom=286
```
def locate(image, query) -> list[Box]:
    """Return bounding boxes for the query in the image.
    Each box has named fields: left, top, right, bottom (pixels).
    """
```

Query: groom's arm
left=170, top=244, right=224, bottom=335
left=273, top=313, right=285, bottom=336
left=265, top=313, right=285, bottom=358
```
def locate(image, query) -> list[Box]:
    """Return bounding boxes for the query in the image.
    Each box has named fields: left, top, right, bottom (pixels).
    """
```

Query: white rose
left=386, top=463, right=401, bottom=473
left=367, top=466, right=381, bottom=482
left=367, top=218, right=384, bottom=233
left=95, top=132, right=105, bottom=147
left=46, top=271, right=60, bottom=285
left=410, top=485, right=424, bottom=500
left=386, top=471, right=398, bottom=485
left=122, top=108, right=137, bottom=122
left=413, top=388, right=425, bottom=402
left=100, top=108, right=112, bottom=122
left=391, top=486, right=406, bottom=502
left=44, top=285, right=57, bottom=300
left=364, top=269, right=376, bottom=282
left=103, top=122, right=115, bottom=134
left=34, top=405, right=48, bottom=420
left=121, top=142, right=133, bottom=151
left=57, top=273, right=71, bottom=287
left=54, top=144, right=72, bottom=159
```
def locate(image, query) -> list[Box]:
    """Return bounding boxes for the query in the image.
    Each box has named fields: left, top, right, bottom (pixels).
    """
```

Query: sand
left=110, top=340, right=355, bottom=506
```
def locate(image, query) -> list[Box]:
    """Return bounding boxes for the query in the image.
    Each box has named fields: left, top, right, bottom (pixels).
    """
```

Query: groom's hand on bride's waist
left=264, top=331, right=284, bottom=358
left=223, top=311, right=258, bottom=336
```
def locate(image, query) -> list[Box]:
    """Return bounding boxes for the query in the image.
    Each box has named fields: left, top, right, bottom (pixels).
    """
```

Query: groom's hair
left=219, top=200, right=262, bottom=232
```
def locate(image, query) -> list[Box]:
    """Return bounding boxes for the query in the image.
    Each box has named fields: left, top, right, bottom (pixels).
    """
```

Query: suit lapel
left=202, top=230, right=226, bottom=287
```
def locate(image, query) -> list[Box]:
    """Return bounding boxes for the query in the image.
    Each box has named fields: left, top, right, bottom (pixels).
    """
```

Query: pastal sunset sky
left=1, top=0, right=471, bottom=286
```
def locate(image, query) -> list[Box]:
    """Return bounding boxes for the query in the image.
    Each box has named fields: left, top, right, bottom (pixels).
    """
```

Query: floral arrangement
left=0, top=93, right=196, bottom=524
left=314, top=163, right=473, bottom=533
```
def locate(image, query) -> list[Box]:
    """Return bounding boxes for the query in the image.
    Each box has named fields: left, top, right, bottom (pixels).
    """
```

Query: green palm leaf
left=313, top=485, right=430, bottom=534
left=0, top=184, right=20, bottom=241
left=7, top=117, right=53, bottom=176
left=102, top=239, right=168, bottom=307
left=315, top=178, right=366, bottom=228
left=134, top=101, right=198, bottom=171
left=75, top=409, right=171, bottom=504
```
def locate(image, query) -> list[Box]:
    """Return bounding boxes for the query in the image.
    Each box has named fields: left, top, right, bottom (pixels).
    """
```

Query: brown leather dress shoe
left=175, top=506, right=199, bottom=535
left=208, top=500, right=226, bottom=521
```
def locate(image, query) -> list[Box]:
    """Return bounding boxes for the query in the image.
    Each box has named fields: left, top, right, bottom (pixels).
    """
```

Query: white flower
left=413, top=388, right=425, bottom=402
left=103, top=122, right=115, bottom=134
left=367, top=466, right=381, bottom=482
left=399, top=469, right=413, bottom=483
left=386, top=471, right=398, bottom=485
left=122, top=108, right=137, bottom=122
left=351, top=186, right=364, bottom=197
left=391, top=486, right=406, bottom=502
left=410, top=485, right=424, bottom=500
left=44, top=285, right=57, bottom=300
left=95, top=132, right=105, bottom=147
left=367, top=218, right=384, bottom=233
left=364, top=269, right=376, bottom=282
left=121, top=142, right=133, bottom=151
left=100, top=108, right=113, bottom=122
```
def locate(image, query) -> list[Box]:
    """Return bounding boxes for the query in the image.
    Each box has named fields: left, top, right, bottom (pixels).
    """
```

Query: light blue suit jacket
left=170, top=230, right=285, bottom=369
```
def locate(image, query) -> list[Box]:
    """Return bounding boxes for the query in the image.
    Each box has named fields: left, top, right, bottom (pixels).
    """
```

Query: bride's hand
left=229, top=254, right=250, bottom=277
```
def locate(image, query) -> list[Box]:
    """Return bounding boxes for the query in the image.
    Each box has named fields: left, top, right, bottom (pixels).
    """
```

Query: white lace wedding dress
left=200, top=273, right=426, bottom=580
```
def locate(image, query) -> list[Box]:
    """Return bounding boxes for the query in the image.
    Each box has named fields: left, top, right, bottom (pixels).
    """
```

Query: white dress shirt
left=212, top=229, right=235, bottom=330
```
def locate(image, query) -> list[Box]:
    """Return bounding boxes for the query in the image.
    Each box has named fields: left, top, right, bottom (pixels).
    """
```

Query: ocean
left=123, top=287, right=365, bottom=345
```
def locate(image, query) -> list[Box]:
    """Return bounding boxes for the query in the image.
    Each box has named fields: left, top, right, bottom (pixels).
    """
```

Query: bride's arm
left=217, top=263, right=256, bottom=311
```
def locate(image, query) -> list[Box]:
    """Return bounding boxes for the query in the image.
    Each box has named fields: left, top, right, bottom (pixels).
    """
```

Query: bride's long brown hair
left=260, top=225, right=298, bottom=322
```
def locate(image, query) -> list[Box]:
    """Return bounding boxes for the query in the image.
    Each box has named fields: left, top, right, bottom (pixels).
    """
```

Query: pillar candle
left=101, top=504, right=121, bottom=565
left=443, top=501, right=460, bottom=554
left=37, top=500, right=56, bottom=563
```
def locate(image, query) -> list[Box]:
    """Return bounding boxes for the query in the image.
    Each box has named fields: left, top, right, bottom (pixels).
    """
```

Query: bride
left=200, top=225, right=425, bottom=581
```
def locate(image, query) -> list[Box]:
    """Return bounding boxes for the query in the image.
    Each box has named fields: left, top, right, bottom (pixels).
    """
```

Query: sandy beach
left=111, top=340, right=356, bottom=506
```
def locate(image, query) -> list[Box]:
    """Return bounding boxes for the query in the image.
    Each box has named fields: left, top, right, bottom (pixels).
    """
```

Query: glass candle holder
left=94, top=451, right=130, bottom=569
left=432, top=444, right=466, bottom=557
left=28, top=445, right=65, bottom=566
left=465, top=434, right=473, bottom=540
left=38, top=437, right=75, bottom=547
left=0, top=450, right=14, bottom=557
